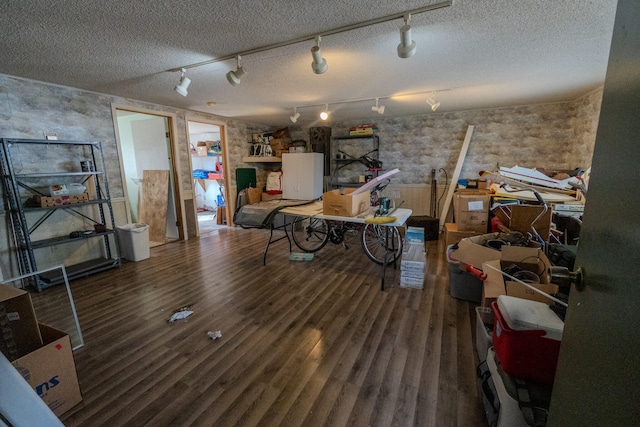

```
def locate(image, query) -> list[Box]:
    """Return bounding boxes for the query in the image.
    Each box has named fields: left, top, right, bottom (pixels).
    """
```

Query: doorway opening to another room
left=113, top=108, right=182, bottom=246
left=187, top=120, right=229, bottom=235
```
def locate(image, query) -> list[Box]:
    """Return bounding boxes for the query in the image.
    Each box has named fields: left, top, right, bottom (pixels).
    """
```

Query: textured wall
left=0, top=72, right=601, bottom=201
left=286, top=88, right=602, bottom=185
left=0, top=75, right=270, bottom=199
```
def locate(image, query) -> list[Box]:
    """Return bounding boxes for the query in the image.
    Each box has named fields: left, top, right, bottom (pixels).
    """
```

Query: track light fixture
left=169, top=1, right=451, bottom=92
left=397, top=14, right=417, bottom=59
left=174, top=68, right=191, bottom=96
left=427, top=93, right=441, bottom=111
left=290, top=107, right=300, bottom=123
left=320, top=104, right=330, bottom=120
left=371, top=98, right=385, bottom=115
left=226, top=55, right=247, bottom=86
left=311, top=36, right=328, bottom=75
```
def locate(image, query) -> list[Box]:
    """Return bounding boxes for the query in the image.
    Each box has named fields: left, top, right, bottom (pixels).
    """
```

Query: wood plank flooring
left=31, top=226, right=487, bottom=426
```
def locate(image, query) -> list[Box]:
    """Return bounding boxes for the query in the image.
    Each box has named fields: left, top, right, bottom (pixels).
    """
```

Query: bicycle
left=289, top=179, right=403, bottom=264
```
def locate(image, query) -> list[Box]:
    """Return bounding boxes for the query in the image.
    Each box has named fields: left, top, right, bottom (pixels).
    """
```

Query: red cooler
left=492, top=295, right=564, bottom=385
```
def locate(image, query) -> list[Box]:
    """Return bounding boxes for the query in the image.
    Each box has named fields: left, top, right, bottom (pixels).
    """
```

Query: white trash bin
left=116, top=223, right=150, bottom=261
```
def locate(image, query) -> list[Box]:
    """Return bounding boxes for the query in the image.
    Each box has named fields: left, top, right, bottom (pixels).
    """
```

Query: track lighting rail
left=167, top=1, right=452, bottom=73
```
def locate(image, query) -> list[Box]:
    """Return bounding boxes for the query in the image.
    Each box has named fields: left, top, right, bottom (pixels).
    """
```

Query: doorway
left=187, top=120, right=229, bottom=235
left=114, top=109, right=182, bottom=245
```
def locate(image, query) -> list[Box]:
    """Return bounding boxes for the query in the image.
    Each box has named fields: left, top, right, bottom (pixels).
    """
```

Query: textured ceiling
left=0, top=0, right=618, bottom=127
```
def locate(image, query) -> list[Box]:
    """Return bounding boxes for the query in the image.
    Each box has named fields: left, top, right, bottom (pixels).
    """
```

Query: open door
left=548, top=1, right=640, bottom=424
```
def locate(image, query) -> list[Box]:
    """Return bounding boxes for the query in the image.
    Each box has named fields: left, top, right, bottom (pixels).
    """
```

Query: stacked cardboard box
left=1, top=284, right=82, bottom=416
left=400, top=227, right=426, bottom=289
left=453, top=190, right=491, bottom=233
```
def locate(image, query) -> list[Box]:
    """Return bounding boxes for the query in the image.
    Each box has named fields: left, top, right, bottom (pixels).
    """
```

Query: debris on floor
left=167, top=305, right=194, bottom=322
left=289, top=252, right=314, bottom=261
left=208, top=330, right=222, bottom=340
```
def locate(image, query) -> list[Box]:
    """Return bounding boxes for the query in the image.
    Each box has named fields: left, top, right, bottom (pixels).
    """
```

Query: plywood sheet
left=138, top=170, right=169, bottom=246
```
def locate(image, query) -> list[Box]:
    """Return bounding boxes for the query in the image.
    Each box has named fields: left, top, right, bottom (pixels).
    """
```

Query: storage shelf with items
left=0, top=138, right=120, bottom=291
left=192, top=153, right=225, bottom=212
left=329, top=134, right=380, bottom=188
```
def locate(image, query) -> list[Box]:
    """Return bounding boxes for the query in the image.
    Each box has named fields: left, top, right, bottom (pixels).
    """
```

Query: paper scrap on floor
left=168, top=309, right=194, bottom=322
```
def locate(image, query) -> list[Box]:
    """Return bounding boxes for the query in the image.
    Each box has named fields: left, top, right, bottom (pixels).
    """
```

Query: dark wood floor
left=34, top=226, right=487, bottom=427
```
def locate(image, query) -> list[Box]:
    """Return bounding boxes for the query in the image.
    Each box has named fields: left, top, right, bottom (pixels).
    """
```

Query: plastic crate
left=475, top=306, right=494, bottom=362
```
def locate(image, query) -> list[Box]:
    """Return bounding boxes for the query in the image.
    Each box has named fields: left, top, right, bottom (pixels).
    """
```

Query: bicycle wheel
left=291, top=216, right=330, bottom=252
left=361, top=224, right=403, bottom=265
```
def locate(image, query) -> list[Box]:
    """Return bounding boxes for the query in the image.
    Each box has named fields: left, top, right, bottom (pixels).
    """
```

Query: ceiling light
left=174, top=68, right=191, bottom=96
left=371, top=98, right=385, bottom=115
left=427, top=93, right=441, bottom=111
left=226, top=55, right=247, bottom=86
left=397, top=14, right=417, bottom=59
left=320, top=104, right=330, bottom=120
left=290, top=107, right=300, bottom=123
left=311, top=36, right=328, bottom=74
left=206, top=102, right=216, bottom=107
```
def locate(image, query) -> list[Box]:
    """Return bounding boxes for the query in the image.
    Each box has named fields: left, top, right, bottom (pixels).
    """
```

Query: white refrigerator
left=282, top=153, right=324, bottom=200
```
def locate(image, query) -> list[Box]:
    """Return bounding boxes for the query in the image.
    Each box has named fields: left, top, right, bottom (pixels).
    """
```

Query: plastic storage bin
left=116, top=223, right=150, bottom=261
left=447, top=244, right=482, bottom=303
left=479, top=348, right=530, bottom=427
left=475, top=306, right=494, bottom=363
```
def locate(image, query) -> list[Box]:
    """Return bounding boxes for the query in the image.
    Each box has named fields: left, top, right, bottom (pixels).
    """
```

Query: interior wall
left=0, top=73, right=602, bottom=275
left=285, top=88, right=603, bottom=186
left=0, top=73, right=268, bottom=276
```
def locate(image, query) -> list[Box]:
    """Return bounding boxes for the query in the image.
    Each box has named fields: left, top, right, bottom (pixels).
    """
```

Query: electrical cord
left=437, top=167, right=448, bottom=217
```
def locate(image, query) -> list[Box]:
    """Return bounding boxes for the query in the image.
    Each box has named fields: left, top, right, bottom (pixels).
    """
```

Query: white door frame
left=185, top=116, right=231, bottom=236
left=111, top=104, right=185, bottom=240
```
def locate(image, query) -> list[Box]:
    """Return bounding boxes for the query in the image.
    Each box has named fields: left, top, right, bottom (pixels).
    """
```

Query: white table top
left=280, top=201, right=412, bottom=227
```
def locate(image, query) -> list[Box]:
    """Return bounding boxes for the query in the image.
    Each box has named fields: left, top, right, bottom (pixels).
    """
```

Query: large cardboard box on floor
left=11, top=323, right=82, bottom=417
left=452, top=235, right=558, bottom=306
left=445, top=223, right=481, bottom=247
left=0, top=285, right=43, bottom=361
left=322, top=188, right=370, bottom=217
left=453, top=192, right=490, bottom=233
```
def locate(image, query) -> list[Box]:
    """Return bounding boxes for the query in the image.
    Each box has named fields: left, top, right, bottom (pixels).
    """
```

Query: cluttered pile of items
left=443, top=165, right=588, bottom=426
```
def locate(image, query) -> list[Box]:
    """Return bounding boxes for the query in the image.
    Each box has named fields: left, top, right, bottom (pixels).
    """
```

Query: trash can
left=116, top=223, right=150, bottom=261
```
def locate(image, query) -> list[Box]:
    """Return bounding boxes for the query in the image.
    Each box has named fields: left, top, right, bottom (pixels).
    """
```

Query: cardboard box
left=500, top=245, right=558, bottom=303
left=11, top=323, right=82, bottom=416
left=453, top=193, right=490, bottom=233
left=400, top=276, right=424, bottom=289
left=0, top=285, right=43, bottom=361
left=452, top=239, right=559, bottom=306
left=405, top=226, right=425, bottom=244
left=401, top=244, right=426, bottom=270
left=481, top=260, right=506, bottom=307
left=450, top=234, right=502, bottom=271
left=27, top=192, right=90, bottom=208
left=445, top=223, right=481, bottom=247
left=196, top=141, right=208, bottom=157
left=322, top=188, right=370, bottom=217
left=246, top=187, right=262, bottom=205
left=505, top=281, right=560, bottom=304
